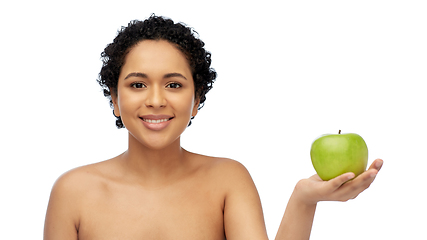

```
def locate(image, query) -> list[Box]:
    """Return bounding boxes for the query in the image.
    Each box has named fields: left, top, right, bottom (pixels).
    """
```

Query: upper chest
left=77, top=170, right=226, bottom=240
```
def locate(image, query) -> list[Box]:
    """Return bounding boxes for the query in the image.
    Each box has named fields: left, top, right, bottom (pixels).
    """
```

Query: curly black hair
left=97, top=15, right=217, bottom=128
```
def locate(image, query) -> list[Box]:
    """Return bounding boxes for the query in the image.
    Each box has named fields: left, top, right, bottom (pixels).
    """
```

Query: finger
left=328, top=172, right=355, bottom=191
left=338, top=169, right=377, bottom=199
left=368, top=159, right=384, bottom=171
left=361, top=167, right=378, bottom=179
left=347, top=169, right=377, bottom=188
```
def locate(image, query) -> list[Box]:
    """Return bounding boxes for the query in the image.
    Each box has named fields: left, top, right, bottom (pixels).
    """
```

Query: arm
left=275, top=159, right=383, bottom=240
left=222, top=160, right=269, bottom=240
left=44, top=171, right=81, bottom=240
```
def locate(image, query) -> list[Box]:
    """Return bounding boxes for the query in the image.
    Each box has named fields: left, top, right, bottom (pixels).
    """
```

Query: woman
left=44, top=15, right=383, bottom=240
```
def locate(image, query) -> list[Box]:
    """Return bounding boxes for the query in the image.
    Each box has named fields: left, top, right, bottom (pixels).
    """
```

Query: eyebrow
left=164, top=72, right=188, bottom=80
left=124, top=72, right=187, bottom=80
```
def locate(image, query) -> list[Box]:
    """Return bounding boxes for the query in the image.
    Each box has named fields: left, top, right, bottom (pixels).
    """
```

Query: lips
left=140, top=115, right=174, bottom=131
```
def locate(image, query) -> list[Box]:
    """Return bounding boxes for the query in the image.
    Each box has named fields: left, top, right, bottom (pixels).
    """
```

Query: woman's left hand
left=294, top=159, right=384, bottom=205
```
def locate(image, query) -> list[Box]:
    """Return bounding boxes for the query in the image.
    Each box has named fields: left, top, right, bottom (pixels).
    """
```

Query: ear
left=110, top=89, right=120, bottom=117
left=191, top=98, right=200, bottom=117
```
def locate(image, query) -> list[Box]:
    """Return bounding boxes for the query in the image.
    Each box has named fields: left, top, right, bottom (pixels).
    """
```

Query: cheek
left=170, top=94, right=195, bottom=114
left=117, top=91, right=141, bottom=113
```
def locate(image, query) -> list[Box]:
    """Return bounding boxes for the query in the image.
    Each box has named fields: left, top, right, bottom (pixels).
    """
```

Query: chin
left=132, top=133, right=181, bottom=150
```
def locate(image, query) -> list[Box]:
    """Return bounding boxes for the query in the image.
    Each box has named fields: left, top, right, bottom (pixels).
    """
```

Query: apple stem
left=339, top=130, right=341, bottom=134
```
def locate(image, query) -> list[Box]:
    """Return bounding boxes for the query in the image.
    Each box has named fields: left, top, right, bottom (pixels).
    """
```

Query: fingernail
left=375, top=160, right=383, bottom=169
left=370, top=172, right=377, bottom=178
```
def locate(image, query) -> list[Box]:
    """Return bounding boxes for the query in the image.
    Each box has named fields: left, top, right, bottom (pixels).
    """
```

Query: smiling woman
left=113, top=40, right=199, bottom=148
left=97, top=15, right=216, bottom=129
left=43, top=15, right=383, bottom=240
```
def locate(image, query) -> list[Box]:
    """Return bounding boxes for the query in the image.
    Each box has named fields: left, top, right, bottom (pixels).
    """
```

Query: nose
left=145, top=86, right=167, bottom=108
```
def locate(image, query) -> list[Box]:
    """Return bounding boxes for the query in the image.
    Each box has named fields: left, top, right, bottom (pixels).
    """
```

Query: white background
left=1, top=0, right=426, bottom=239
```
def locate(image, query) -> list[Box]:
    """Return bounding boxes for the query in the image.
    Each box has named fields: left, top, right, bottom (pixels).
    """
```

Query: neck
left=119, top=133, right=188, bottom=186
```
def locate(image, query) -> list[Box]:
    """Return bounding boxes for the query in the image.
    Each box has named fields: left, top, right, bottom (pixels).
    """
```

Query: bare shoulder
left=52, top=159, right=114, bottom=193
left=44, top=159, right=118, bottom=239
left=47, top=159, right=116, bottom=217
left=48, top=157, right=122, bottom=212
left=186, top=152, right=254, bottom=189
left=188, top=151, right=247, bottom=171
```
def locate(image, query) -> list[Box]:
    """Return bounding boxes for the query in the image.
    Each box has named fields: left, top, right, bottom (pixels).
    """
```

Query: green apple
left=310, top=130, right=368, bottom=181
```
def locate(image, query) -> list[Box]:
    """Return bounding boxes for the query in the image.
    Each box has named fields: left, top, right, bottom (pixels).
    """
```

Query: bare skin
left=44, top=149, right=267, bottom=240
left=44, top=40, right=383, bottom=240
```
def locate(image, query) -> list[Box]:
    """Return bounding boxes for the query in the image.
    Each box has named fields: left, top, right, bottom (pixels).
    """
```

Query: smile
left=139, top=115, right=174, bottom=131
left=142, top=118, right=170, bottom=123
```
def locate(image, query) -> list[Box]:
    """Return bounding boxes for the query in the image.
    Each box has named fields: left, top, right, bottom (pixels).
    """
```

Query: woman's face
left=112, top=40, right=199, bottom=150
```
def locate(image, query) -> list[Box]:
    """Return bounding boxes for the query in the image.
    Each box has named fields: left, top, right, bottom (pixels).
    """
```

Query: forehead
left=121, top=40, right=192, bottom=76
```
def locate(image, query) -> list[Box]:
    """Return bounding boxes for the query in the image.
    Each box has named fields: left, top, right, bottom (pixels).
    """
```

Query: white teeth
left=143, top=118, right=169, bottom=123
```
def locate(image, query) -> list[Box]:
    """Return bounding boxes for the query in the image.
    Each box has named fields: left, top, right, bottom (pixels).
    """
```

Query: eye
left=130, top=82, right=146, bottom=88
left=166, top=82, right=182, bottom=89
